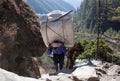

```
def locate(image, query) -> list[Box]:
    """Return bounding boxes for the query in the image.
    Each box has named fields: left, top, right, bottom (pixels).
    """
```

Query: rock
left=0, top=0, right=4, bottom=5
left=72, top=66, right=97, bottom=79
left=95, top=68, right=107, bottom=74
left=107, top=65, right=120, bottom=75
left=46, top=78, right=52, bottom=81
left=0, top=0, right=46, bottom=78
left=0, top=61, right=120, bottom=81
left=57, top=73, right=74, bottom=81
left=87, top=77, right=99, bottom=81
left=0, top=68, right=39, bottom=81
left=118, top=71, right=120, bottom=74
left=100, top=75, right=120, bottom=81
left=72, top=76, right=83, bottom=81
left=102, top=63, right=111, bottom=69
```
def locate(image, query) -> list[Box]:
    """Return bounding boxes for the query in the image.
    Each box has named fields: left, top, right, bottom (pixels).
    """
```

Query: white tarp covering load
left=38, top=10, right=74, bottom=47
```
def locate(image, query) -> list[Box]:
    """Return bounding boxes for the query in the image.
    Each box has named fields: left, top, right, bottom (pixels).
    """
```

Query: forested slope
left=74, top=0, right=120, bottom=38
left=27, top=0, right=75, bottom=14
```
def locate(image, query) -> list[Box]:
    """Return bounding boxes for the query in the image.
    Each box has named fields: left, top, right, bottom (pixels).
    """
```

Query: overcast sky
left=64, top=0, right=83, bottom=9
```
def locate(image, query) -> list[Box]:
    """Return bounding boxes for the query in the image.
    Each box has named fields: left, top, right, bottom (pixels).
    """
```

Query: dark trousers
left=53, top=54, right=65, bottom=72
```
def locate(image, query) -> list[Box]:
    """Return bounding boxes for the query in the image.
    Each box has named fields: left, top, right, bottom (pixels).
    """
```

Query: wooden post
left=96, top=0, right=101, bottom=59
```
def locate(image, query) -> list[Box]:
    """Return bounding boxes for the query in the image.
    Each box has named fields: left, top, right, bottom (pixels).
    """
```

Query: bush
left=77, top=39, right=113, bottom=61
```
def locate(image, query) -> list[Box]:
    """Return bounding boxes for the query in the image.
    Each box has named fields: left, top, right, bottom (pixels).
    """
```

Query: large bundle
left=39, top=10, right=74, bottom=47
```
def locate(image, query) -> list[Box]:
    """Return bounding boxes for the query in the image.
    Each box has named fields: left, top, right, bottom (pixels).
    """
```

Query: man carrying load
left=39, top=10, right=74, bottom=73
left=47, top=40, right=67, bottom=73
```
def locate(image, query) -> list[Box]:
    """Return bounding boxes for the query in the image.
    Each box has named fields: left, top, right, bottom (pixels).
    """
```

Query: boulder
left=0, top=68, right=39, bottom=81
left=107, top=65, right=120, bottom=75
left=0, top=0, right=46, bottom=78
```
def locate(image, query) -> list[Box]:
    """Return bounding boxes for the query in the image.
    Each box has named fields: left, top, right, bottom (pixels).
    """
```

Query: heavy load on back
left=38, top=10, right=74, bottom=47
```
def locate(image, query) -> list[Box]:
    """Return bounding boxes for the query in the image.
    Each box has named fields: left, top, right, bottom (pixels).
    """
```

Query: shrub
left=77, top=39, right=113, bottom=61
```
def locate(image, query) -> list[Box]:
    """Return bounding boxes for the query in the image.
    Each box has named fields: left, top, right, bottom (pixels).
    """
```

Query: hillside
left=74, top=0, right=120, bottom=38
left=64, top=0, right=83, bottom=9
left=27, top=0, right=75, bottom=14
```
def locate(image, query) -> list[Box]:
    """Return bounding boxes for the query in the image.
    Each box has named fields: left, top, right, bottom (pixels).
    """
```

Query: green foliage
left=115, top=7, right=120, bottom=13
left=76, top=39, right=89, bottom=47
left=77, top=39, right=113, bottom=61
left=105, top=28, right=120, bottom=38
